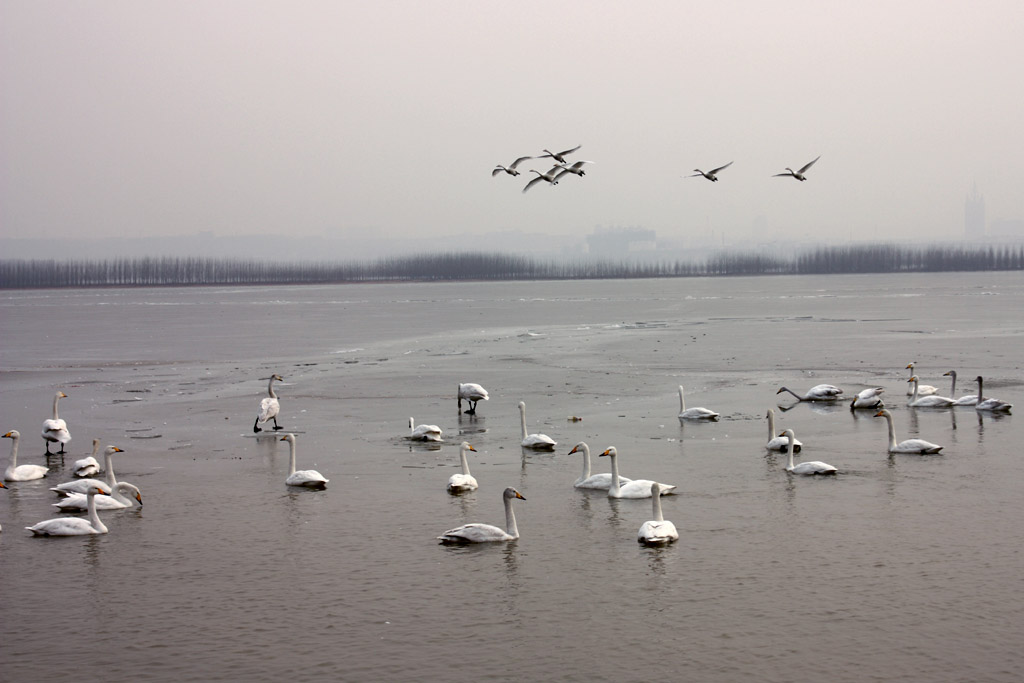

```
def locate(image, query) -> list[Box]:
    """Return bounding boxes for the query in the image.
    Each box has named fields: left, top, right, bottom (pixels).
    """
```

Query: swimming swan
left=850, top=387, right=885, bottom=410
left=974, top=376, right=1013, bottom=413
left=873, top=409, right=942, bottom=454
left=254, top=374, right=284, bottom=433
left=281, top=434, right=328, bottom=488
left=538, top=144, right=582, bottom=165
left=492, top=155, right=534, bottom=177
left=765, top=409, right=801, bottom=452
left=677, top=385, right=720, bottom=420
left=3, top=430, right=49, bottom=481
left=600, top=447, right=676, bottom=498
left=773, top=155, right=820, bottom=181
left=942, top=370, right=978, bottom=406
left=409, top=417, right=442, bottom=442
left=438, top=487, right=526, bottom=543
left=447, top=442, right=478, bottom=493
left=777, top=384, right=843, bottom=402
left=780, top=430, right=837, bottom=475
left=27, top=485, right=111, bottom=536
left=688, top=161, right=733, bottom=182
left=638, top=483, right=679, bottom=545
left=457, top=383, right=489, bottom=415
left=907, top=377, right=954, bottom=407
left=73, top=439, right=102, bottom=477
left=51, top=445, right=125, bottom=495
left=569, top=442, right=632, bottom=489
left=905, top=363, right=938, bottom=396
left=54, top=482, right=143, bottom=510
left=519, top=401, right=556, bottom=450
left=42, top=391, right=71, bottom=454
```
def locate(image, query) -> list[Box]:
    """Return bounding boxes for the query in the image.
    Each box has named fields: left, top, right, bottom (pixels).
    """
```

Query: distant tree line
left=1, top=244, right=1022, bottom=289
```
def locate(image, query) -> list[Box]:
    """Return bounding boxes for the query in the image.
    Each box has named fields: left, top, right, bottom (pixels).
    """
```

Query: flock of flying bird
left=3, top=363, right=1011, bottom=543
left=493, top=145, right=823, bottom=193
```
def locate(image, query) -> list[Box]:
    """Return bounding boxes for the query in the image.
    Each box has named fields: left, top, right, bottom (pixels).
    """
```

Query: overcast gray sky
left=2, top=1, right=1022, bottom=250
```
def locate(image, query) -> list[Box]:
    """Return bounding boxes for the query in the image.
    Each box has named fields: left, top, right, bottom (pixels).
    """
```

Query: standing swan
left=457, top=383, right=489, bottom=415
left=638, top=483, right=679, bottom=545
left=408, top=417, right=442, bottom=442
left=50, top=445, right=125, bottom=495
left=942, top=370, right=978, bottom=406
left=765, top=409, right=801, bottom=452
left=42, top=391, right=71, bottom=454
left=26, top=485, right=112, bottom=536
left=447, top=442, right=479, bottom=493
left=438, top=487, right=526, bottom=543
left=773, top=155, right=820, bottom=181
left=677, top=385, right=719, bottom=421
left=600, top=447, right=676, bottom=498
left=3, top=430, right=49, bottom=481
left=781, top=430, right=837, bottom=475
left=569, top=442, right=632, bottom=490
left=974, top=376, right=1013, bottom=413
left=907, top=377, right=955, bottom=407
left=280, top=434, right=328, bottom=488
left=777, top=384, right=843, bottom=402
left=519, top=401, right=556, bottom=450
left=688, top=161, right=733, bottom=182
left=253, top=374, right=284, bottom=433
left=873, top=409, right=942, bottom=454
left=73, top=439, right=102, bottom=477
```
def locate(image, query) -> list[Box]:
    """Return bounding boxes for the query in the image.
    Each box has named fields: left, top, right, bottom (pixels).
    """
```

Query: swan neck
left=104, top=451, right=118, bottom=487
left=579, top=444, right=591, bottom=480
left=519, top=404, right=528, bottom=440
left=87, top=491, right=108, bottom=533
left=767, top=410, right=775, bottom=440
left=288, top=439, right=297, bottom=476
left=910, top=379, right=918, bottom=402
left=459, top=446, right=471, bottom=476
left=977, top=378, right=984, bottom=402
left=8, top=434, right=18, bottom=466
left=504, top=494, right=519, bottom=539
left=609, top=452, right=620, bottom=494
left=885, top=413, right=897, bottom=450
left=787, top=436, right=796, bottom=469
left=948, top=373, right=957, bottom=396
left=52, top=393, right=61, bottom=420
left=267, top=376, right=277, bottom=399
left=678, top=386, right=685, bottom=412
left=652, top=488, right=664, bottom=522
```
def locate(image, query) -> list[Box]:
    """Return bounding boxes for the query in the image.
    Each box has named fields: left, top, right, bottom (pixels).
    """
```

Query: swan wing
left=613, top=479, right=675, bottom=498
left=798, top=155, right=821, bottom=173
left=679, top=407, right=719, bottom=420
left=286, top=470, right=328, bottom=487
left=6, top=464, right=49, bottom=481
left=447, top=473, right=478, bottom=492
left=575, top=473, right=632, bottom=490
left=557, top=144, right=582, bottom=157
left=790, top=461, right=837, bottom=475
left=522, top=176, right=544, bottom=193
left=258, top=397, right=279, bottom=421
left=26, top=517, right=102, bottom=536
left=522, top=434, right=557, bottom=449
left=709, top=161, right=733, bottom=174
left=895, top=439, right=943, bottom=454
left=766, top=436, right=802, bottom=451
left=491, top=166, right=506, bottom=177
left=510, top=155, right=533, bottom=168
left=54, top=493, right=129, bottom=510
left=639, top=520, right=679, bottom=544
left=438, top=523, right=510, bottom=543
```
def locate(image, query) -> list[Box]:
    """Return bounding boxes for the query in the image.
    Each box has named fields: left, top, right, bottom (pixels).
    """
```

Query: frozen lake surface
left=1, top=272, right=1022, bottom=682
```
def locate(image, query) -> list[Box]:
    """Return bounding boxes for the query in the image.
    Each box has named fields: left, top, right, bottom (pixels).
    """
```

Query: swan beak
left=599, top=449, right=611, bottom=457
left=775, top=388, right=784, bottom=394
left=59, top=391, right=68, bottom=398
left=874, top=410, right=885, bottom=417
left=515, top=491, right=526, bottom=501
left=468, top=445, right=477, bottom=452
left=113, top=447, right=124, bottom=453
left=0, top=481, right=7, bottom=488
left=135, top=494, right=143, bottom=505
left=568, top=445, right=578, bottom=454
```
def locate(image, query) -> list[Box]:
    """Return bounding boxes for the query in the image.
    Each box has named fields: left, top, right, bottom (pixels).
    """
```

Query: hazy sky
left=2, top=1, right=1022, bottom=250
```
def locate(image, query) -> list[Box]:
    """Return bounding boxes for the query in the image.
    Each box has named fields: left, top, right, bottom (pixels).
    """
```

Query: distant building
left=586, top=227, right=657, bottom=257
left=965, top=185, right=985, bottom=239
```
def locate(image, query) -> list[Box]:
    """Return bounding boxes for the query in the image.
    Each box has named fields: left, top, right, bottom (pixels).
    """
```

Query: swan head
left=943, top=370, right=955, bottom=378
left=3, top=430, right=20, bottom=440
left=775, top=387, right=788, bottom=395
left=57, top=391, right=68, bottom=399
left=0, top=481, right=6, bottom=489
left=907, top=376, right=919, bottom=384
left=974, top=376, right=984, bottom=384
left=280, top=433, right=296, bottom=444
left=503, top=487, right=526, bottom=501
left=778, top=429, right=796, bottom=440
left=874, top=409, right=891, bottom=418
left=117, top=482, right=143, bottom=505
left=568, top=442, right=588, bottom=455
left=460, top=441, right=477, bottom=452
left=103, top=445, right=124, bottom=456
left=87, top=485, right=112, bottom=496
left=906, top=362, right=916, bottom=370
left=599, top=447, right=617, bottom=458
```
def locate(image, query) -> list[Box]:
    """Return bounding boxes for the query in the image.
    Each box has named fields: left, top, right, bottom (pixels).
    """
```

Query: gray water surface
left=1, top=273, right=1022, bottom=682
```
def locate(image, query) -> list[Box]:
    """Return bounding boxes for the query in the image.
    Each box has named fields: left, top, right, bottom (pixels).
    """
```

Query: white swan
left=942, top=370, right=978, bottom=406
left=438, top=487, right=526, bottom=543
left=600, top=447, right=676, bottom=499
left=50, top=445, right=125, bottom=495
left=874, top=409, right=942, bottom=454
left=773, top=155, right=820, bottom=181
left=281, top=434, right=328, bottom=488
left=907, top=377, right=955, bottom=407
left=905, top=362, right=938, bottom=396
left=27, top=485, right=111, bottom=536
left=54, top=482, right=143, bottom=510
left=73, top=439, right=102, bottom=477
left=850, top=387, right=885, bottom=410
left=776, top=384, right=843, bottom=402
left=688, top=161, right=733, bottom=182
left=253, top=374, right=284, bottom=433
left=765, top=409, right=801, bottom=452
left=638, top=483, right=679, bottom=545
left=553, top=160, right=594, bottom=181
left=457, top=383, right=489, bottom=415
left=974, top=376, right=1013, bottom=413
left=519, top=401, right=556, bottom=450
left=780, top=430, right=837, bottom=475
left=538, top=144, right=582, bottom=165
left=447, top=442, right=478, bottom=493
left=492, top=155, right=533, bottom=177
left=41, top=391, right=71, bottom=454
left=0, top=480, right=6, bottom=531
left=569, top=441, right=632, bottom=489
left=677, top=385, right=719, bottom=420
left=3, top=430, right=48, bottom=481
left=409, top=417, right=442, bottom=442
left=522, top=165, right=564, bottom=193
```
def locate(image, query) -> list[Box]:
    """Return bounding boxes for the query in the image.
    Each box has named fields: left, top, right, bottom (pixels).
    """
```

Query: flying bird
left=492, top=155, right=534, bottom=177
left=773, top=155, right=820, bottom=181
left=538, top=145, right=582, bottom=165
left=522, top=166, right=564, bottom=193
left=688, top=161, right=733, bottom=181
left=553, top=160, right=594, bottom=181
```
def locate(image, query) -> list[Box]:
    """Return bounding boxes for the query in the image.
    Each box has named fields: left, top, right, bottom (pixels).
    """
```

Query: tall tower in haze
left=965, top=184, right=985, bottom=240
